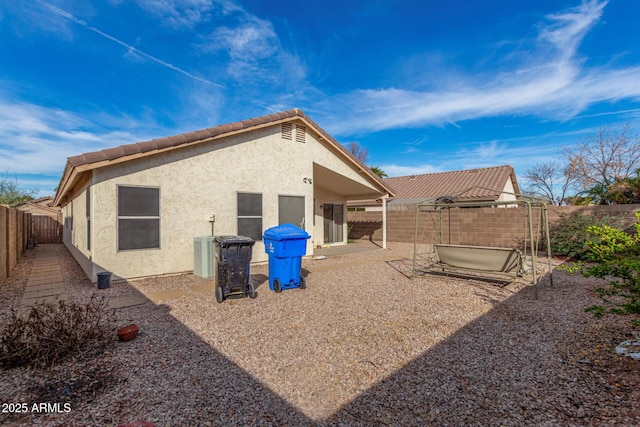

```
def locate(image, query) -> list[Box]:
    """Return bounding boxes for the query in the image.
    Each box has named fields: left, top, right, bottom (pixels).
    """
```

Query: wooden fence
left=31, top=215, right=62, bottom=244
left=0, top=205, right=32, bottom=283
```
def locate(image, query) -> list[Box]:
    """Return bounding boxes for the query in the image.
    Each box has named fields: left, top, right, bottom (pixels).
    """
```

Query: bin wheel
left=249, top=283, right=257, bottom=299
left=273, top=279, right=282, bottom=293
left=216, top=286, right=224, bottom=303
left=299, top=276, right=306, bottom=289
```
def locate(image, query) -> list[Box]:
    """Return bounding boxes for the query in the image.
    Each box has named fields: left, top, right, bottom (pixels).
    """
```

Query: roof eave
left=295, top=114, right=395, bottom=197
left=54, top=109, right=395, bottom=204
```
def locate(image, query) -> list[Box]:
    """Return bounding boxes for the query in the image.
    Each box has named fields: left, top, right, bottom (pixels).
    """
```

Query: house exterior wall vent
left=295, top=124, right=306, bottom=143
left=282, top=122, right=293, bottom=140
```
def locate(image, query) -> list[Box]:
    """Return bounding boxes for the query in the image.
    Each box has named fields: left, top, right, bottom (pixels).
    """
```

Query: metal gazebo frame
left=412, top=188, right=554, bottom=298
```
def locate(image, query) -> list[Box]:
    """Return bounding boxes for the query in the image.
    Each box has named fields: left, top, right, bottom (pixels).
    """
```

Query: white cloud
left=380, top=164, right=441, bottom=177
left=31, top=1, right=223, bottom=87
left=205, top=17, right=278, bottom=78
left=197, top=13, right=307, bottom=87
left=538, top=0, right=608, bottom=61
left=134, top=0, right=222, bottom=29
left=4, top=0, right=78, bottom=40
left=0, top=100, right=147, bottom=179
left=321, top=0, right=638, bottom=135
left=470, top=141, right=508, bottom=160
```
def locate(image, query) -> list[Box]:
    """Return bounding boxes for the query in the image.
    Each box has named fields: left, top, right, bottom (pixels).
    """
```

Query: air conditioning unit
left=194, top=236, right=216, bottom=278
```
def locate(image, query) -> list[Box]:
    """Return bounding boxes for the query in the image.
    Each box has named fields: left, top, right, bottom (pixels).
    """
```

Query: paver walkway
left=20, top=245, right=68, bottom=311
left=19, top=244, right=147, bottom=313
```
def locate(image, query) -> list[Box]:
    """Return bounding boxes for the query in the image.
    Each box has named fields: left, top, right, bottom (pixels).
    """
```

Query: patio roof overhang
left=313, top=163, right=388, bottom=200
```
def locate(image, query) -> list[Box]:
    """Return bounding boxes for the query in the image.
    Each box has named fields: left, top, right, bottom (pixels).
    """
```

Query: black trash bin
left=214, top=235, right=256, bottom=303
left=97, top=271, right=112, bottom=289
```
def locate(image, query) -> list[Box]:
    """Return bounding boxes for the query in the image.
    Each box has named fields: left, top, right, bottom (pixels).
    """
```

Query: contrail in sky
left=36, top=0, right=225, bottom=88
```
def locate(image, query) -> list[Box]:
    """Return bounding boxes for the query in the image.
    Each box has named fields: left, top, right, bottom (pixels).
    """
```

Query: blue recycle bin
left=263, top=223, right=311, bottom=293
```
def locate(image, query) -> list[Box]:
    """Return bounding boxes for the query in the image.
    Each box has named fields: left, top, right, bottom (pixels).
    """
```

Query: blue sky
left=1, top=0, right=639, bottom=197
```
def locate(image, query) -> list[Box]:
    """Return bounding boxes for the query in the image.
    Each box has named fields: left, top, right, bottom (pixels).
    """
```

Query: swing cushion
left=434, top=244, right=523, bottom=274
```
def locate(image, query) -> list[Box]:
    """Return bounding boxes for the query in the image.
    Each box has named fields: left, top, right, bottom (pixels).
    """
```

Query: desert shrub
left=581, top=212, right=640, bottom=325
left=545, top=213, right=623, bottom=259
left=0, top=294, right=116, bottom=369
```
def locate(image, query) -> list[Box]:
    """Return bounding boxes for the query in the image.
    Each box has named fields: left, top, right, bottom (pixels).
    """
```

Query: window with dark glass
left=237, top=192, right=262, bottom=241
left=117, top=186, right=160, bottom=250
left=278, top=195, right=305, bottom=228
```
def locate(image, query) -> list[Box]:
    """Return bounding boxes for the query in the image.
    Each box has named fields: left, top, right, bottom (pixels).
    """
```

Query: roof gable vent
left=295, top=124, right=306, bottom=143
left=282, top=122, right=293, bottom=140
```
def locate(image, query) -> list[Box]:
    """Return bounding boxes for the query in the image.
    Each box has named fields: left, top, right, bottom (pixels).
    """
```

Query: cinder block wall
left=348, top=204, right=640, bottom=249
left=0, top=206, right=32, bottom=283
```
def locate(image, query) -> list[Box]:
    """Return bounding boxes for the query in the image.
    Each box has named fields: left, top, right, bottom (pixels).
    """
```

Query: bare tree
left=346, top=141, right=369, bottom=164
left=523, top=161, right=577, bottom=205
left=0, top=170, right=37, bottom=207
left=564, top=122, right=640, bottom=194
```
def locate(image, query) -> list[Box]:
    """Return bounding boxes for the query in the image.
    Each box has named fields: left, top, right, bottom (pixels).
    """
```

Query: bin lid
left=263, top=223, right=311, bottom=241
left=214, top=235, right=255, bottom=245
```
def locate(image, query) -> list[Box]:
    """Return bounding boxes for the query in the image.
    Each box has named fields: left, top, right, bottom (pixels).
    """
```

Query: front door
left=323, top=204, right=344, bottom=243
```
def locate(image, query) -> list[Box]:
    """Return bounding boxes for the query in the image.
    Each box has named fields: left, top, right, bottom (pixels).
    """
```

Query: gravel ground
left=1, top=242, right=638, bottom=426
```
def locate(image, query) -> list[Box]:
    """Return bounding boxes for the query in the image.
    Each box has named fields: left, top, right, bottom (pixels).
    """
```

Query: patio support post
left=382, top=195, right=388, bottom=249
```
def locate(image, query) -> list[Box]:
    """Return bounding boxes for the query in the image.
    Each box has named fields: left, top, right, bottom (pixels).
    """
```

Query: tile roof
left=16, top=196, right=61, bottom=214
left=350, top=165, right=518, bottom=205
left=55, top=108, right=394, bottom=205
left=66, top=109, right=303, bottom=168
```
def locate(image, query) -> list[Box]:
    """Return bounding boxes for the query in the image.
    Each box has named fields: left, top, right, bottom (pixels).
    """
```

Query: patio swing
left=411, top=188, right=554, bottom=299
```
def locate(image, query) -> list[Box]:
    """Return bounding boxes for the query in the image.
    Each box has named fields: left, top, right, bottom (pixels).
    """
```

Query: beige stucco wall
left=498, top=177, right=518, bottom=206
left=62, top=183, right=95, bottom=279
left=61, top=120, right=384, bottom=281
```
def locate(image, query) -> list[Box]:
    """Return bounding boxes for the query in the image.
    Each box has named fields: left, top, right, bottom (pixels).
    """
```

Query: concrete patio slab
left=189, top=282, right=216, bottom=293
left=108, top=295, right=149, bottom=310
left=143, top=288, right=187, bottom=303
left=313, top=241, right=382, bottom=257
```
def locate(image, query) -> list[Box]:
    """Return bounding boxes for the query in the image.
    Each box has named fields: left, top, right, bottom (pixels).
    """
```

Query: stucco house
left=348, top=165, right=520, bottom=212
left=54, top=109, right=394, bottom=282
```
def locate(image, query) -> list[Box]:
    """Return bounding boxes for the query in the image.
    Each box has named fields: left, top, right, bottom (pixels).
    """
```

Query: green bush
left=0, top=294, right=116, bottom=369
left=581, top=212, right=640, bottom=325
left=545, top=214, right=623, bottom=259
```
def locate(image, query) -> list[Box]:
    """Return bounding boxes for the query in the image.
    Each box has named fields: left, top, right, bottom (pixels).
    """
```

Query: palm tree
left=604, top=173, right=640, bottom=204
left=369, top=166, right=388, bottom=178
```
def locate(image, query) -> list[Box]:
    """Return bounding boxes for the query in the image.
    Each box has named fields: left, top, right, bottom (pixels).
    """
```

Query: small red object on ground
left=117, top=324, right=139, bottom=341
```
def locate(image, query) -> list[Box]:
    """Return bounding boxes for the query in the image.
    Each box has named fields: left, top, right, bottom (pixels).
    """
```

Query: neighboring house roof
left=54, top=108, right=394, bottom=205
left=16, top=196, right=62, bottom=216
left=27, top=196, right=55, bottom=207
left=350, top=165, right=519, bottom=206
